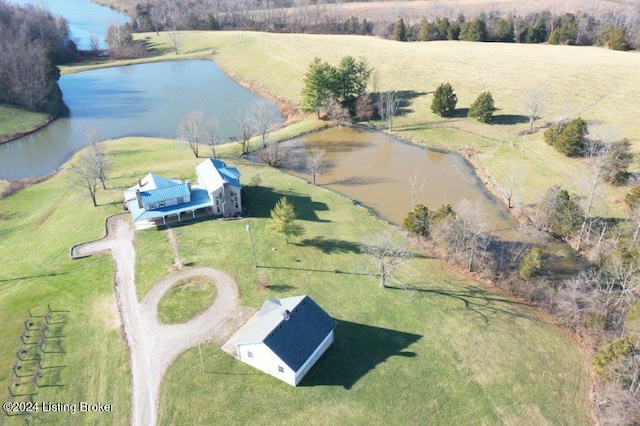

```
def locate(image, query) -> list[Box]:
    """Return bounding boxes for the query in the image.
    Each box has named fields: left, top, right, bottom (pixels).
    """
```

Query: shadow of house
left=300, top=320, right=421, bottom=389
left=243, top=186, right=329, bottom=222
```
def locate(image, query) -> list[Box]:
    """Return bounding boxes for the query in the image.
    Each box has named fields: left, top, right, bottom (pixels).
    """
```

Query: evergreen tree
left=494, top=18, right=514, bottom=42
left=518, top=246, right=543, bottom=280
left=468, top=91, right=496, bottom=123
left=267, top=197, right=305, bottom=244
left=609, top=27, right=632, bottom=51
left=602, top=139, right=633, bottom=186
left=395, top=18, right=407, bottom=41
left=431, top=83, right=457, bottom=117
left=459, top=17, right=488, bottom=41
left=301, top=57, right=338, bottom=117
left=336, top=55, right=372, bottom=115
left=544, top=117, right=587, bottom=156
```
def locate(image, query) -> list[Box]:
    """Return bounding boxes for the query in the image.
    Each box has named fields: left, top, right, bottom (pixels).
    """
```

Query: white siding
left=294, top=330, right=334, bottom=385
left=237, top=343, right=296, bottom=386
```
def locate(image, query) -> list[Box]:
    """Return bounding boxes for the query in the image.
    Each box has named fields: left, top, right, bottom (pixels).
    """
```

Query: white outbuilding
left=235, top=295, right=336, bottom=386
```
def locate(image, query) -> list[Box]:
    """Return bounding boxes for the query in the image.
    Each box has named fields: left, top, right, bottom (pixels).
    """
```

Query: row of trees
left=176, top=101, right=280, bottom=159
left=0, top=3, right=78, bottom=111
left=393, top=12, right=636, bottom=50
left=125, top=1, right=637, bottom=51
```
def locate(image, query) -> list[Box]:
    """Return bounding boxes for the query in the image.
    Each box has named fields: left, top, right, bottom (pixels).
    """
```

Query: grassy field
left=0, top=137, right=589, bottom=424
left=157, top=277, right=217, bottom=324
left=0, top=103, right=52, bottom=144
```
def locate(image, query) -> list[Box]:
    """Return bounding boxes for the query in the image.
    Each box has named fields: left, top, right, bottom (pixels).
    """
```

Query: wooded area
left=0, top=3, right=78, bottom=112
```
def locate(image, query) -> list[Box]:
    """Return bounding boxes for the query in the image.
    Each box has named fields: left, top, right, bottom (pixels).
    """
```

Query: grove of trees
left=0, top=3, right=78, bottom=112
left=301, top=56, right=372, bottom=119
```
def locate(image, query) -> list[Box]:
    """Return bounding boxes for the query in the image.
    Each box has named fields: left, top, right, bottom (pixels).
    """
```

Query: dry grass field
left=125, top=30, right=640, bottom=218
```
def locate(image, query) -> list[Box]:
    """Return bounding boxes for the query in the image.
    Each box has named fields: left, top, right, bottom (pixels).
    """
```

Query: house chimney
left=282, top=310, right=290, bottom=321
left=135, top=189, right=143, bottom=209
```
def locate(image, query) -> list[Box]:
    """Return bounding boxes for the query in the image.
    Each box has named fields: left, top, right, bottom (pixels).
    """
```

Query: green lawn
left=157, top=277, right=217, bottom=324
left=0, top=116, right=589, bottom=425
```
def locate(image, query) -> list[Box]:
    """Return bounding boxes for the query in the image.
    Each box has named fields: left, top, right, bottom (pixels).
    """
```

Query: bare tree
left=166, top=25, right=183, bottom=55
left=498, top=165, right=522, bottom=209
left=203, top=115, right=220, bottom=158
left=306, top=148, right=326, bottom=185
left=260, top=140, right=289, bottom=167
left=177, top=109, right=207, bottom=157
left=249, top=100, right=278, bottom=148
left=360, top=229, right=413, bottom=288
left=523, top=89, right=547, bottom=131
left=576, top=141, right=609, bottom=251
left=409, top=172, right=425, bottom=208
left=67, top=152, right=100, bottom=207
left=322, top=95, right=351, bottom=126
left=377, top=91, right=401, bottom=131
left=86, top=129, right=110, bottom=190
left=235, top=109, right=254, bottom=155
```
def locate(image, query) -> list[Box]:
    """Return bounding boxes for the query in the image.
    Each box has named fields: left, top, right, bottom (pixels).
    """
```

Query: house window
left=247, top=351, right=253, bottom=358
left=278, top=366, right=284, bottom=373
left=158, top=201, right=165, bottom=208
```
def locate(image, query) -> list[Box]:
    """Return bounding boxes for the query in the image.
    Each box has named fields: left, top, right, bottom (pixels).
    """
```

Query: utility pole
left=246, top=222, right=257, bottom=268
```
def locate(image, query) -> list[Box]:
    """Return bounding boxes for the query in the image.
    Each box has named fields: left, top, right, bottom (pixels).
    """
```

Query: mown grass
left=1, top=136, right=589, bottom=424
left=157, top=277, right=217, bottom=324
left=101, top=140, right=589, bottom=424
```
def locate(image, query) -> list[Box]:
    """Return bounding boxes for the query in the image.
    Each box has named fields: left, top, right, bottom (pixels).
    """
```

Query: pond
left=0, top=60, right=284, bottom=179
left=253, top=126, right=516, bottom=232
left=5, top=0, right=129, bottom=49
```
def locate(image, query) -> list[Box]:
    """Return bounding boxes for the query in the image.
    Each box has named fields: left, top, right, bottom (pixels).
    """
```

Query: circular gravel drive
left=74, top=215, right=248, bottom=426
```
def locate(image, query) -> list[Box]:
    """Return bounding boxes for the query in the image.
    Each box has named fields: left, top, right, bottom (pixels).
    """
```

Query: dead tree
left=306, top=148, right=326, bottom=185
left=177, top=109, right=206, bottom=157
left=361, top=230, right=413, bottom=288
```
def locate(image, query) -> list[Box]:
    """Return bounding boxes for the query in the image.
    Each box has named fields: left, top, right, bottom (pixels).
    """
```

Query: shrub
left=594, top=338, right=633, bottom=375
left=624, top=186, right=640, bottom=211
left=518, top=246, right=543, bottom=280
left=431, top=83, right=457, bottom=117
left=468, top=91, right=495, bottom=123
left=543, top=117, right=587, bottom=156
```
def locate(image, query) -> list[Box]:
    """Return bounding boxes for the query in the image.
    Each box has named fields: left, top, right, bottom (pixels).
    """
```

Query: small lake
left=5, top=0, right=129, bottom=49
left=253, top=126, right=516, bottom=232
left=0, top=60, right=283, bottom=179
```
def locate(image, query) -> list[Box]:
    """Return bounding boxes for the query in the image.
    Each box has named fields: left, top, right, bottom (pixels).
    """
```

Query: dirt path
left=74, top=216, right=248, bottom=426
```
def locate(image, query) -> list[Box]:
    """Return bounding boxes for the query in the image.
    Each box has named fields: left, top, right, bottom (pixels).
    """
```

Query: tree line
left=0, top=3, right=79, bottom=112
left=123, top=1, right=638, bottom=51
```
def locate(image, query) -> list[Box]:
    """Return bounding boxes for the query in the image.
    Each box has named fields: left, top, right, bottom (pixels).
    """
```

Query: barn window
left=278, top=366, right=284, bottom=373
left=247, top=351, right=253, bottom=358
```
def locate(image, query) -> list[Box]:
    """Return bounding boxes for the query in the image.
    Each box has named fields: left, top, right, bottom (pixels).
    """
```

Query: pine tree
left=395, top=18, right=407, bottom=41
left=267, top=197, right=305, bottom=244
left=468, top=91, right=496, bottom=123
left=431, top=83, right=457, bottom=117
left=301, top=58, right=338, bottom=117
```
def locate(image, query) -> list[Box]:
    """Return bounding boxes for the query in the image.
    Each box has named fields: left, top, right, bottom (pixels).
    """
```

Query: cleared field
left=123, top=31, right=638, bottom=217
left=0, top=137, right=589, bottom=424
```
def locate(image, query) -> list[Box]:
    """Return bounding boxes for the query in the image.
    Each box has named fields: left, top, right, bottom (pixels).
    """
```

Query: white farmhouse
left=123, top=159, right=242, bottom=229
left=235, top=296, right=337, bottom=386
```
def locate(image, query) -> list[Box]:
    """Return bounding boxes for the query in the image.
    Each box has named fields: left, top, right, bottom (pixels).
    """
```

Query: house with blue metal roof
left=123, top=159, right=242, bottom=229
left=234, top=295, right=336, bottom=386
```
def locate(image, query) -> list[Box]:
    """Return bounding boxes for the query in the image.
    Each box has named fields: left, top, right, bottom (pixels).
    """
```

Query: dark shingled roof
left=263, top=296, right=337, bottom=372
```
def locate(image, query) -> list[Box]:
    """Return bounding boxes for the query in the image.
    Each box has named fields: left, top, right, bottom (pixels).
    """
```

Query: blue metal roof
left=127, top=188, right=212, bottom=222
left=140, top=183, right=191, bottom=207
left=209, top=159, right=241, bottom=188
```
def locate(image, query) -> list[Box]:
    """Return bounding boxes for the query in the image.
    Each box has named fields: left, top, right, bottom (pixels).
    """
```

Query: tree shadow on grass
left=0, top=272, right=67, bottom=285
left=243, top=185, right=329, bottom=222
left=298, top=236, right=361, bottom=254
left=265, top=284, right=297, bottom=292
left=387, top=282, right=538, bottom=326
left=300, top=319, right=421, bottom=389
left=491, top=114, right=529, bottom=125
left=450, top=108, right=469, bottom=118
left=396, top=90, right=428, bottom=116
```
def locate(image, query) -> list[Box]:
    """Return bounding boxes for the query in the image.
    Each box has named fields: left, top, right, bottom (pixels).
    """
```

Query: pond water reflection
left=0, top=60, right=283, bottom=179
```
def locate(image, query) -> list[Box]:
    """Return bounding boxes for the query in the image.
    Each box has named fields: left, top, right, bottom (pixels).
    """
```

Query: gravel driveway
left=74, top=216, right=248, bottom=426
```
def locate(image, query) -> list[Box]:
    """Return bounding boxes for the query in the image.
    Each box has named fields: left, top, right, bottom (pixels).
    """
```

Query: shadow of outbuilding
left=300, top=320, right=421, bottom=389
